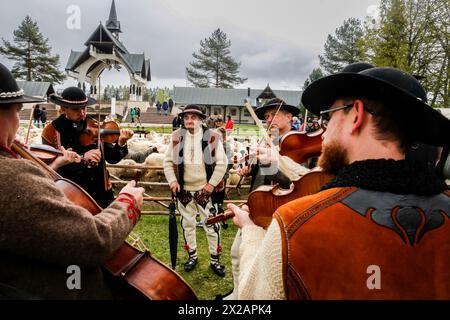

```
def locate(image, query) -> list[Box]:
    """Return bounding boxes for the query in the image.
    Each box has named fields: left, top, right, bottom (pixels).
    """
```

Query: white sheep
left=143, top=153, right=166, bottom=182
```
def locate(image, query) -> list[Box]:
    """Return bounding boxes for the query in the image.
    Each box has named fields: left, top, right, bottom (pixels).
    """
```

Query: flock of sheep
left=16, top=126, right=254, bottom=190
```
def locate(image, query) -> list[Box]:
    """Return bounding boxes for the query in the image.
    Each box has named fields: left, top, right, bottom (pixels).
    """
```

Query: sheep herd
left=15, top=126, right=255, bottom=190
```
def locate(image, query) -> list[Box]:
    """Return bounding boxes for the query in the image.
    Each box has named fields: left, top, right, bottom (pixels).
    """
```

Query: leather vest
left=275, top=187, right=450, bottom=299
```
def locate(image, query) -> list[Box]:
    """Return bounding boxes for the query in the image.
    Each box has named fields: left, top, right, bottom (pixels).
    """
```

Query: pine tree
left=0, top=16, right=66, bottom=84
left=186, top=28, right=247, bottom=88
left=303, top=68, right=326, bottom=90
left=319, top=18, right=366, bottom=74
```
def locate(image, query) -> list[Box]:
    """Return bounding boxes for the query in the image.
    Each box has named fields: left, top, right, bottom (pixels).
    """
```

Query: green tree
left=362, top=0, right=449, bottom=107
left=370, top=0, right=409, bottom=70
left=302, top=68, right=326, bottom=90
left=319, top=18, right=366, bottom=74
left=300, top=68, right=326, bottom=115
left=186, top=28, right=247, bottom=88
left=0, top=16, right=66, bottom=84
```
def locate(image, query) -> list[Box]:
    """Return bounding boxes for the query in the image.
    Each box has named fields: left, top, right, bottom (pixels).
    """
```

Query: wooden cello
left=11, top=141, right=197, bottom=300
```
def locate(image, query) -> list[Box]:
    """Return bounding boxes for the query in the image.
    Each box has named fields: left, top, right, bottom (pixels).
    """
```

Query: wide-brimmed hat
left=301, top=67, right=450, bottom=147
left=50, top=87, right=96, bottom=108
left=179, top=105, right=207, bottom=119
left=255, top=98, right=300, bottom=120
left=0, top=63, right=45, bottom=106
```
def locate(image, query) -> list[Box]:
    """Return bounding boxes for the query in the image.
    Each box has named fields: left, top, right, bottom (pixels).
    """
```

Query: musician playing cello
left=42, top=87, right=134, bottom=208
left=0, top=63, right=145, bottom=299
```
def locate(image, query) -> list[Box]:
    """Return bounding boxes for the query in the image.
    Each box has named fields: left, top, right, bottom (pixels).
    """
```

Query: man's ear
left=350, top=100, right=366, bottom=134
left=286, top=113, right=293, bottom=121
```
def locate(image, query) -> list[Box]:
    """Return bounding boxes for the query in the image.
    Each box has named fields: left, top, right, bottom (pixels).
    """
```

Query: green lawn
left=124, top=186, right=248, bottom=300
left=131, top=215, right=237, bottom=300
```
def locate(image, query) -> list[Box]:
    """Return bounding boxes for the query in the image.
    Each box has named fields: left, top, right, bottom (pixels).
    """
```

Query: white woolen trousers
left=178, top=193, right=221, bottom=257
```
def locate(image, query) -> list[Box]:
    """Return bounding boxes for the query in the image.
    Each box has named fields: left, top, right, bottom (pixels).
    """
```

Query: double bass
left=11, top=141, right=197, bottom=300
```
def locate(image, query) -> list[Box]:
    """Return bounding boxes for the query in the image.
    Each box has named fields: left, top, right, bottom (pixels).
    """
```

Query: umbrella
left=168, top=194, right=178, bottom=270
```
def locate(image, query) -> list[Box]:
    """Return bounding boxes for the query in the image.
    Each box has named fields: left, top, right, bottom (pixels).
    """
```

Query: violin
left=207, top=170, right=334, bottom=227
left=279, top=129, right=324, bottom=164
left=28, top=143, right=89, bottom=165
left=28, top=143, right=65, bottom=164
left=208, top=119, right=330, bottom=227
left=79, top=118, right=121, bottom=146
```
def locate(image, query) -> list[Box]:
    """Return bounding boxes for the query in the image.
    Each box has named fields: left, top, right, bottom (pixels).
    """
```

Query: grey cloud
left=0, top=0, right=379, bottom=89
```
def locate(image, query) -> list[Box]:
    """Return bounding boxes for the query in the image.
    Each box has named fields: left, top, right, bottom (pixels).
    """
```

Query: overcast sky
left=0, top=0, right=380, bottom=91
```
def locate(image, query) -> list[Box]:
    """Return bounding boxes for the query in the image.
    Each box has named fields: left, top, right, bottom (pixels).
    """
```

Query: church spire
left=106, top=0, right=122, bottom=35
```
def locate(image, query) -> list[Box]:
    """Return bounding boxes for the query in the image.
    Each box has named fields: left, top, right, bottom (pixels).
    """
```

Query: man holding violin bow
left=41, top=87, right=134, bottom=208
left=237, top=98, right=310, bottom=191
left=0, top=63, right=145, bottom=299
left=222, top=98, right=311, bottom=299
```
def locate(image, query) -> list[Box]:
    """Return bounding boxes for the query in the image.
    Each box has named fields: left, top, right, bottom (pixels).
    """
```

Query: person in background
left=135, top=107, right=141, bottom=127
left=130, top=107, right=136, bottom=125
left=291, top=116, right=300, bottom=131
left=40, top=107, right=47, bottom=127
left=225, top=115, right=234, bottom=132
left=32, top=105, right=41, bottom=128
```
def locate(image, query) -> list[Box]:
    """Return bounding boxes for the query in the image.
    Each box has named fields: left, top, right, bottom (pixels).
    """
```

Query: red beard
left=318, top=141, right=350, bottom=175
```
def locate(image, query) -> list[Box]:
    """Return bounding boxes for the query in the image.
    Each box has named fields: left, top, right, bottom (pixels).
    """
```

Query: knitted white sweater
left=238, top=221, right=286, bottom=299
left=164, top=128, right=228, bottom=191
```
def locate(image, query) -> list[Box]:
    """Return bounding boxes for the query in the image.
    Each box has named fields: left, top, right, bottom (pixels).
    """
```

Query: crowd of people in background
left=156, top=98, right=174, bottom=116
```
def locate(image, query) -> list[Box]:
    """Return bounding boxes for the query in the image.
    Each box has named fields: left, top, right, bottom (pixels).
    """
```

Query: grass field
left=126, top=186, right=248, bottom=300
left=131, top=215, right=238, bottom=300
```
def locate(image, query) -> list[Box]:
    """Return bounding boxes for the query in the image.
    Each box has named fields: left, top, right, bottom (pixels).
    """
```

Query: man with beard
left=42, top=87, right=134, bottom=208
left=227, top=67, right=450, bottom=299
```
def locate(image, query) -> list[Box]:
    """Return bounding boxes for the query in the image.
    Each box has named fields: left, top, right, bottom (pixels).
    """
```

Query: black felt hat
left=0, top=63, right=45, bottom=106
left=50, top=86, right=96, bottom=108
left=301, top=67, right=450, bottom=147
left=255, top=98, right=300, bottom=120
left=341, top=62, right=374, bottom=73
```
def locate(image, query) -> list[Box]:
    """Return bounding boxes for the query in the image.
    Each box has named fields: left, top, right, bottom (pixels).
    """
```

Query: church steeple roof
left=106, top=0, right=122, bottom=34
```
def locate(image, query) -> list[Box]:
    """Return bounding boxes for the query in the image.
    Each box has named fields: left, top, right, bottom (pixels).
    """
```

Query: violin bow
left=97, top=112, right=109, bottom=191
left=25, top=105, right=36, bottom=145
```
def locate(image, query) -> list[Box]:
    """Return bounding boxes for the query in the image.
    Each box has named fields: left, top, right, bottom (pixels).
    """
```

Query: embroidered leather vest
left=275, top=187, right=450, bottom=299
left=172, top=126, right=224, bottom=192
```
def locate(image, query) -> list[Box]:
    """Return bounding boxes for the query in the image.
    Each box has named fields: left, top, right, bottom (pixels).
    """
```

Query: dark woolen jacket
left=0, top=150, right=136, bottom=299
